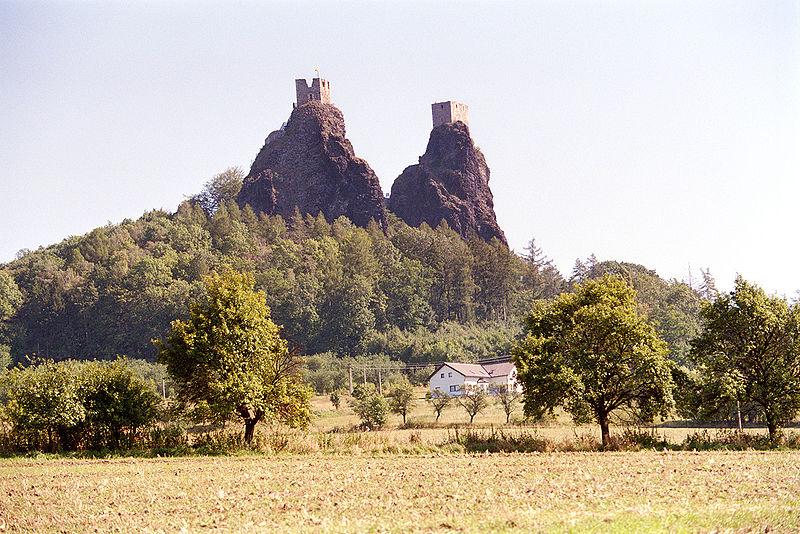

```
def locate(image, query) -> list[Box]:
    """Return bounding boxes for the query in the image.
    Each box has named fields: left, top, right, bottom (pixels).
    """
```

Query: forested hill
left=0, top=179, right=705, bottom=366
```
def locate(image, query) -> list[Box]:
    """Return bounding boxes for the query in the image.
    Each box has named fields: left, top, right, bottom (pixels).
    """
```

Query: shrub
left=329, top=390, right=342, bottom=410
left=0, top=358, right=162, bottom=452
left=611, top=428, right=672, bottom=451
left=451, top=428, right=552, bottom=453
left=78, top=360, right=162, bottom=449
left=0, top=360, right=85, bottom=452
left=349, top=383, right=389, bottom=430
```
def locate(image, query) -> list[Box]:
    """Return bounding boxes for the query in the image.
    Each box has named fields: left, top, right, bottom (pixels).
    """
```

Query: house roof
left=483, top=362, right=515, bottom=377
left=429, top=361, right=516, bottom=380
left=446, top=362, right=492, bottom=378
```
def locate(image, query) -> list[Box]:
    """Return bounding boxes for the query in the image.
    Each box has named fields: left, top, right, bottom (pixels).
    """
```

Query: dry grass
left=312, top=392, right=798, bottom=448
left=2, top=451, right=800, bottom=532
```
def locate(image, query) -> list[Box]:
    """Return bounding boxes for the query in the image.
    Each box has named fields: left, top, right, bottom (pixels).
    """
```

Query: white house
left=428, top=360, right=522, bottom=397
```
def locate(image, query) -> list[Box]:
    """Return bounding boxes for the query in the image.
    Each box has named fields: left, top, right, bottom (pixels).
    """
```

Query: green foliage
left=0, top=360, right=85, bottom=451
left=457, top=388, right=490, bottom=424
left=192, top=167, right=245, bottom=215
left=0, top=345, right=11, bottom=371
left=78, top=359, right=162, bottom=449
left=688, top=278, right=800, bottom=439
left=156, top=271, right=312, bottom=443
left=0, top=358, right=161, bottom=451
left=349, top=383, right=388, bottom=430
left=387, top=377, right=416, bottom=424
left=367, top=322, right=518, bottom=365
left=302, top=352, right=405, bottom=394
left=329, top=389, right=342, bottom=410
left=573, top=259, right=702, bottom=365
left=1, top=202, right=551, bottom=363
left=0, top=271, right=23, bottom=323
left=513, top=275, right=675, bottom=446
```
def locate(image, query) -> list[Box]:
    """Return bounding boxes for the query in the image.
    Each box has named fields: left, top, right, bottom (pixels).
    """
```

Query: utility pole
left=362, top=368, right=367, bottom=385
left=378, top=368, right=383, bottom=395
left=737, top=400, right=743, bottom=432
left=348, top=366, right=353, bottom=395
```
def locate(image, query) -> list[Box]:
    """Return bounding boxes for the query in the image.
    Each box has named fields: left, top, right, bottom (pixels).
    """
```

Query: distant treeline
left=0, top=174, right=708, bottom=367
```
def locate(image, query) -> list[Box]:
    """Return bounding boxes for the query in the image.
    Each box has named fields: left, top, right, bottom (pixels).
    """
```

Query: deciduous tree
left=156, top=271, right=312, bottom=443
left=492, top=386, right=522, bottom=424
left=349, top=383, right=388, bottom=430
left=689, top=277, right=800, bottom=440
left=426, top=390, right=451, bottom=422
left=457, top=388, right=489, bottom=424
left=388, top=378, right=416, bottom=424
left=513, top=275, right=674, bottom=447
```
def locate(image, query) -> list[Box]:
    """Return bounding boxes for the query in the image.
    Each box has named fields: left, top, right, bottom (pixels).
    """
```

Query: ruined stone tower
left=295, top=78, right=332, bottom=106
left=431, top=100, right=469, bottom=127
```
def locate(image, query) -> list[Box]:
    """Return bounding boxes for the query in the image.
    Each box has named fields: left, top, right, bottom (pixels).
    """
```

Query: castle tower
left=295, top=78, right=332, bottom=106
left=431, top=101, right=469, bottom=127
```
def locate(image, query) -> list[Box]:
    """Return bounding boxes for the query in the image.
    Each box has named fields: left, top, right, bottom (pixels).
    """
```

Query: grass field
left=4, top=392, right=798, bottom=532
left=3, top=451, right=800, bottom=532
left=310, top=392, right=795, bottom=448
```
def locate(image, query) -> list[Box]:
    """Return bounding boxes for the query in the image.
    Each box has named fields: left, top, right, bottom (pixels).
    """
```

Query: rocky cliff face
left=238, top=101, right=387, bottom=228
left=388, top=122, right=506, bottom=244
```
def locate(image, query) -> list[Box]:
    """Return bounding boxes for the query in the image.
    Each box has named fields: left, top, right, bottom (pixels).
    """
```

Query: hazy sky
left=1, top=1, right=798, bottom=295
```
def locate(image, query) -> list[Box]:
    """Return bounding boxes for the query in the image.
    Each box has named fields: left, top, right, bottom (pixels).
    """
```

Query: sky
left=1, top=0, right=798, bottom=296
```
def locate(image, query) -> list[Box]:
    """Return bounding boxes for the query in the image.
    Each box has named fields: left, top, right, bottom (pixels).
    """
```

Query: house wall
left=429, top=363, right=522, bottom=396
left=487, top=370, right=522, bottom=393
left=429, top=365, right=466, bottom=396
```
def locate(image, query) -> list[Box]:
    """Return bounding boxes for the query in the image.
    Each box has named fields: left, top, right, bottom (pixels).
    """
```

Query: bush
left=610, top=428, right=672, bottom=451
left=78, top=360, right=162, bottom=449
left=451, top=428, right=552, bottom=453
left=0, top=360, right=85, bottom=452
left=329, top=390, right=342, bottom=410
left=681, top=429, right=800, bottom=451
left=0, top=358, right=162, bottom=452
left=349, top=383, right=389, bottom=430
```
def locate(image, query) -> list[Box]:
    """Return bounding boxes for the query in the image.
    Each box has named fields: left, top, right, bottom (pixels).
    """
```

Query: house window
left=449, top=385, right=459, bottom=392
left=440, top=373, right=445, bottom=378
left=448, top=372, right=452, bottom=378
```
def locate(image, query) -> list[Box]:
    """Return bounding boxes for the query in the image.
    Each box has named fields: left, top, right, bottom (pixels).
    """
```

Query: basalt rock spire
left=388, top=104, right=506, bottom=244
left=238, top=79, right=387, bottom=229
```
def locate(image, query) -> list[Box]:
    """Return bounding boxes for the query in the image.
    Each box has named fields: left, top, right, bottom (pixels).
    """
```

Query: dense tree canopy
left=0, top=198, right=565, bottom=364
left=513, top=275, right=675, bottom=446
left=0, top=169, right=714, bottom=374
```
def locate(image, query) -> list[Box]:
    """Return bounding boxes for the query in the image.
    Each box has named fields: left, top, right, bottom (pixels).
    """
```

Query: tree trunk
left=598, top=412, right=611, bottom=448
left=506, top=411, right=510, bottom=424
left=244, top=419, right=258, bottom=444
left=766, top=415, right=779, bottom=442
left=469, top=414, right=475, bottom=424
left=239, top=407, right=263, bottom=445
